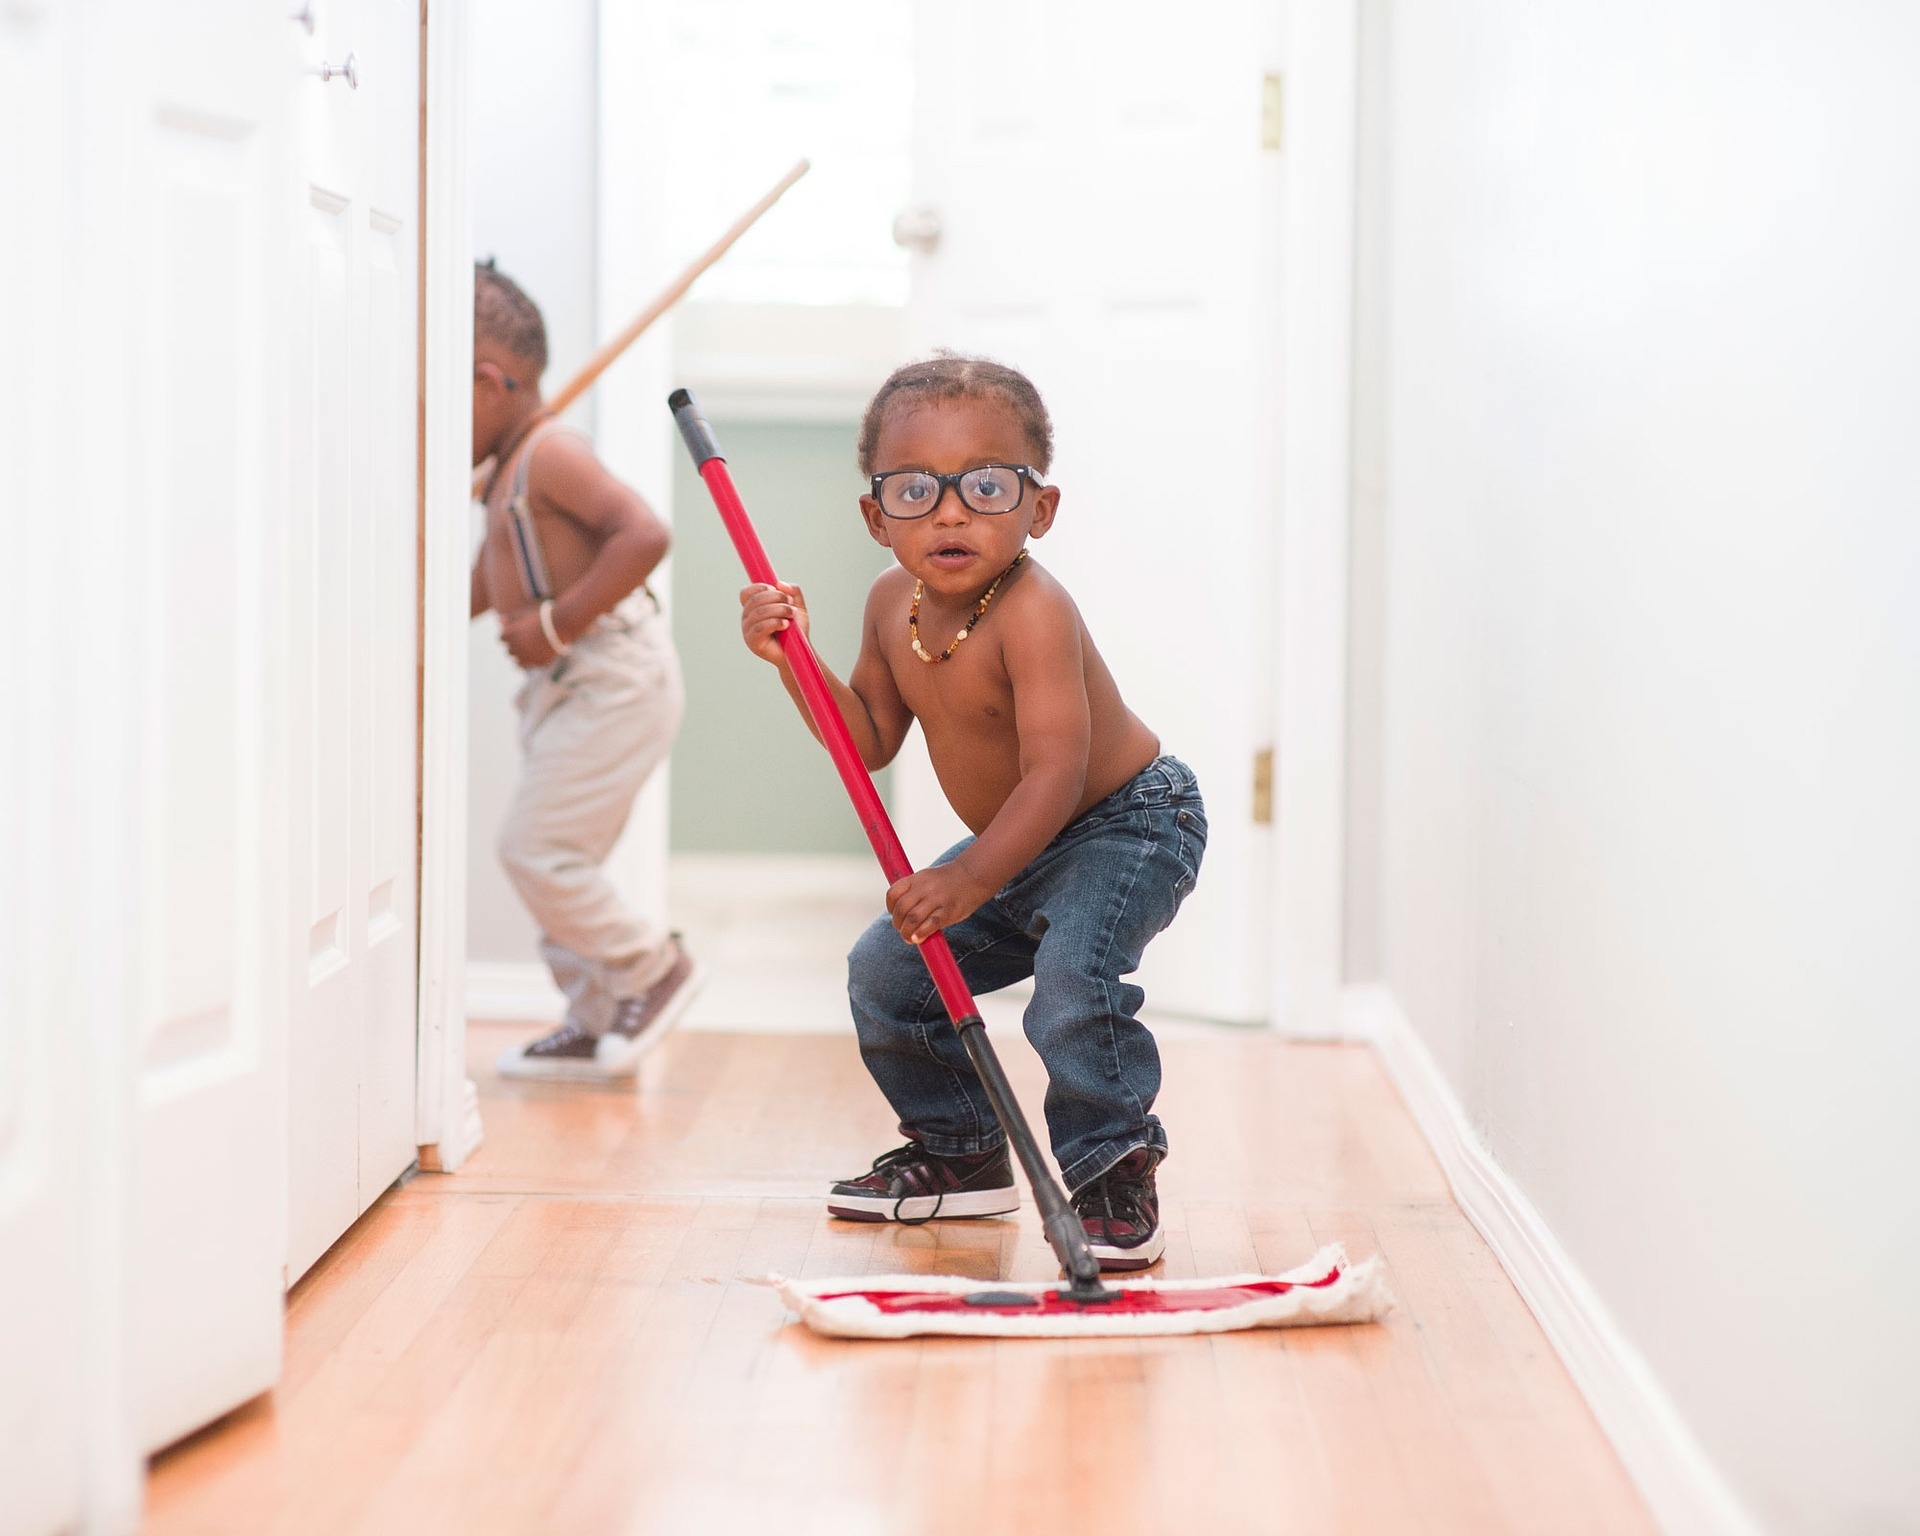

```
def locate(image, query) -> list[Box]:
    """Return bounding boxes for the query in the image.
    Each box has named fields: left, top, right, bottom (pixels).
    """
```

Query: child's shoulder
left=524, top=424, right=615, bottom=501
left=526, top=423, right=603, bottom=475
left=864, top=564, right=917, bottom=605
left=996, top=554, right=1078, bottom=625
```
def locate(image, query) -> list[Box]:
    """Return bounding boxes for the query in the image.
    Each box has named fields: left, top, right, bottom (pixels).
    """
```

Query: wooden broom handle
left=545, top=158, right=810, bottom=418
left=471, top=159, right=809, bottom=498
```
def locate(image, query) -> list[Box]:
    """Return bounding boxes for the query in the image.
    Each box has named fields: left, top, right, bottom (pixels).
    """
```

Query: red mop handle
left=668, top=389, right=981, bottom=1027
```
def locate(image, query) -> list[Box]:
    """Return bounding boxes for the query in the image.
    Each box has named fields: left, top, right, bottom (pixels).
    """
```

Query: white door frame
left=414, top=0, right=1361, bottom=1077
left=415, top=0, right=481, bottom=1172
left=1270, top=0, right=1361, bottom=1038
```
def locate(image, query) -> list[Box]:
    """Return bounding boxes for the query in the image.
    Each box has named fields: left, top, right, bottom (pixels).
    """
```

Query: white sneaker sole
left=1088, top=1226, right=1166, bottom=1271
left=494, top=1044, right=613, bottom=1082
left=595, top=959, right=706, bottom=1075
left=826, top=1186, right=1021, bottom=1222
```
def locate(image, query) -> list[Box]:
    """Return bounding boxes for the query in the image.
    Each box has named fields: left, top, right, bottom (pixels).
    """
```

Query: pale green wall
left=669, top=419, right=893, bottom=854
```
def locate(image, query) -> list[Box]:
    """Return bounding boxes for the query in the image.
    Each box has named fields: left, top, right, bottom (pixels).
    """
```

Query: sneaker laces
left=867, top=1142, right=950, bottom=1227
left=528, top=1021, right=593, bottom=1056
left=1074, top=1159, right=1153, bottom=1233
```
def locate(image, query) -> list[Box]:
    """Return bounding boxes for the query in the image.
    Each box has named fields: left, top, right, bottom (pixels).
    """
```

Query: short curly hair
left=857, top=352, right=1054, bottom=476
left=474, top=259, right=549, bottom=377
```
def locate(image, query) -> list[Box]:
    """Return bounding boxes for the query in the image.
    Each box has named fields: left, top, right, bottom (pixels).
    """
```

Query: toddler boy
left=739, top=355, right=1206, bottom=1268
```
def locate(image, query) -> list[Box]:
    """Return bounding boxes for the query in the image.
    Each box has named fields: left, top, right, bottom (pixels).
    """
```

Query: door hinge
left=1252, top=747, right=1274, bottom=824
left=1261, top=73, right=1284, bottom=151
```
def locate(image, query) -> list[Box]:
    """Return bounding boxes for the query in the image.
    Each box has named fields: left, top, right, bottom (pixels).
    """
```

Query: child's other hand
left=499, top=606, right=558, bottom=668
left=740, top=581, right=809, bottom=664
left=886, top=864, right=994, bottom=946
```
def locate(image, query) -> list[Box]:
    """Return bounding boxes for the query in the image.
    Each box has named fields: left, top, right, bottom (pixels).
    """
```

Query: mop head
left=761, top=1244, right=1392, bottom=1340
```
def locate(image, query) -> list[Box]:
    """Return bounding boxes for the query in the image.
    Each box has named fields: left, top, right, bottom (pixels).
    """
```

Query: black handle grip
left=668, top=387, right=724, bottom=468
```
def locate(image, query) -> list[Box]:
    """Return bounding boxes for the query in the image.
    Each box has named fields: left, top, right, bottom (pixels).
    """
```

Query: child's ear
left=1027, top=483, right=1061, bottom=538
left=859, top=495, right=894, bottom=548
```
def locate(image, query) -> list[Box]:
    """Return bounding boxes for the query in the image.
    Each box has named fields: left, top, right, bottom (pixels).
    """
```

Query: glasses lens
left=880, top=472, right=941, bottom=519
left=959, top=466, right=1023, bottom=514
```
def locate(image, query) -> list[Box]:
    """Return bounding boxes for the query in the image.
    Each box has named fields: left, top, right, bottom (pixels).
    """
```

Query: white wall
left=466, top=0, right=602, bottom=971
left=1354, top=4, right=1920, bottom=1529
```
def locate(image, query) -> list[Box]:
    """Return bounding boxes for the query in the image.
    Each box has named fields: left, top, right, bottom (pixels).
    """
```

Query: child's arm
left=499, top=435, right=669, bottom=666
left=886, top=592, right=1091, bottom=944
left=471, top=558, right=490, bottom=619
left=740, top=579, right=913, bottom=770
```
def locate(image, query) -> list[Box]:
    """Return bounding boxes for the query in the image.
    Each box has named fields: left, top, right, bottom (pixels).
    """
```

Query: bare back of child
left=739, top=355, right=1208, bottom=1270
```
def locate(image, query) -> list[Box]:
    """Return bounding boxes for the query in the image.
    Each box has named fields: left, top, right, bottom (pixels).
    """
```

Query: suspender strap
left=506, top=420, right=572, bottom=603
left=496, top=420, right=658, bottom=619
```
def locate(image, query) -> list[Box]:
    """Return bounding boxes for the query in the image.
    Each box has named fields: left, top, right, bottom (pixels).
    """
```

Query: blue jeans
left=847, top=756, right=1207, bottom=1192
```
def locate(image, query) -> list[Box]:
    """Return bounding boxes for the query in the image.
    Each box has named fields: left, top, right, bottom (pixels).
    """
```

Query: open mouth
left=930, top=544, right=976, bottom=564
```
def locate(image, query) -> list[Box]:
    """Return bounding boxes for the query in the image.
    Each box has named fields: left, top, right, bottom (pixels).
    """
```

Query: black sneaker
left=827, top=1140, right=1020, bottom=1223
left=1072, top=1148, right=1165, bottom=1270
left=598, top=939, right=703, bottom=1073
left=496, top=1020, right=603, bottom=1081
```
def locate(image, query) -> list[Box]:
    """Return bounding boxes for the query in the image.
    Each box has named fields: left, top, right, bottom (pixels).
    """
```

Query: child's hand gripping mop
left=670, top=390, right=1393, bottom=1340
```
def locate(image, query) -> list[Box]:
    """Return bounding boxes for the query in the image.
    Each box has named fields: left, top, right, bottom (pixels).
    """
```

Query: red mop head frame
left=759, top=1246, right=1394, bottom=1341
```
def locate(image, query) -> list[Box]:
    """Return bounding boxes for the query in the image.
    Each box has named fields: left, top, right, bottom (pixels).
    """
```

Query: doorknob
left=311, top=51, right=358, bottom=88
left=288, top=3, right=315, bottom=35
left=892, top=206, right=943, bottom=255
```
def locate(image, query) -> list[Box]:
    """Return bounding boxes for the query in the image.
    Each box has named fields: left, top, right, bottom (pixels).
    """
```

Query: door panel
left=0, top=0, right=87, bottom=1523
left=130, top=0, right=294, bottom=1451
left=903, top=0, right=1281, bottom=1021
left=286, top=0, right=421, bottom=1281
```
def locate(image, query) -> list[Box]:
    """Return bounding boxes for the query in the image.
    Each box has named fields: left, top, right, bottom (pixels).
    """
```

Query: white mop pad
left=760, top=1244, right=1394, bottom=1340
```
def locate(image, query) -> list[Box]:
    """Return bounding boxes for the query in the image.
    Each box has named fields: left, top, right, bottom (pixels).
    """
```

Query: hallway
left=147, top=1005, right=1653, bottom=1534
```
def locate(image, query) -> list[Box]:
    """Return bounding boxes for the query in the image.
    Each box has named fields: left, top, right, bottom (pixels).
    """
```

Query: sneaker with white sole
left=1072, top=1147, right=1165, bottom=1270
left=596, top=940, right=702, bottom=1074
left=495, top=1019, right=605, bottom=1081
left=496, top=939, right=703, bottom=1082
left=827, top=1139, right=1020, bottom=1223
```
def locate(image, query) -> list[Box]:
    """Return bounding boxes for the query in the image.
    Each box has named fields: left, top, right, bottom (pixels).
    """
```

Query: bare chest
left=881, top=619, right=1018, bottom=737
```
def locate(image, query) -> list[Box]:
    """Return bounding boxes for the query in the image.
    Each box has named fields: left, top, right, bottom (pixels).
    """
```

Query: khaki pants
left=499, top=599, right=684, bottom=1036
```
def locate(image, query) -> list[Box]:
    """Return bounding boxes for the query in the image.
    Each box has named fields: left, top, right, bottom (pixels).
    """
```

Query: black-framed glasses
left=869, top=464, right=1045, bottom=520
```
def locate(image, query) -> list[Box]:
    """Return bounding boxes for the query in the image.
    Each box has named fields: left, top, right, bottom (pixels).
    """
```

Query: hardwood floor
left=146, top=1011, right=1655, bottom=1535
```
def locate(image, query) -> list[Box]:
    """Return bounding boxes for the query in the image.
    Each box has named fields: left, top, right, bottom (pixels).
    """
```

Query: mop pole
left=670, top=389, right=1112, bottom=1302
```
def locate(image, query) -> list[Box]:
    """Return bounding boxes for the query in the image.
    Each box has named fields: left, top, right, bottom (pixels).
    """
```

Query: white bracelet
left=538, top=599, right=571, bottom=656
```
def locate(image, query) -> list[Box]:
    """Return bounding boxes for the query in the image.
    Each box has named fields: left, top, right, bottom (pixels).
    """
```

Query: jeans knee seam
left=1087, top=833, right=1155, bottom=1132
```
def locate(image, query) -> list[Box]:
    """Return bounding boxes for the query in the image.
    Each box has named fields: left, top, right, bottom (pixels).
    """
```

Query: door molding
left=1270, top=0, right=1361, bottom=1038
left=415, top=0, right=480, bottom=1171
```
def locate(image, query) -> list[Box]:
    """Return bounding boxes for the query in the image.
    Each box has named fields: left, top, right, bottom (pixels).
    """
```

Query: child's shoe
left=827, top=1140, right=1019, bottom=1223
left=495, top=1020, right=605, bottom=1081
left=1072, top=1148, right=1165, bottom=1270
left=495, top=939, right=702, bottom=1082
left=597, top=938, right=703, bottom=1073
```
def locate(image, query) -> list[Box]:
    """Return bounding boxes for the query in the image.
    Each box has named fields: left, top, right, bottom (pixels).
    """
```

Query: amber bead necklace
left=908, top=549, right=1028, bottom=663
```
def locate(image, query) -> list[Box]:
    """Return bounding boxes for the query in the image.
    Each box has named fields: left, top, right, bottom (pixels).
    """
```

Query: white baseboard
left=465, top=961, right=566, bottom=1023
left=1345, top=984, right=1762, bottom=1536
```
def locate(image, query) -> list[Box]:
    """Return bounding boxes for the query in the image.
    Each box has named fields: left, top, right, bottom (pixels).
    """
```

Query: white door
left=0, top=2, right=88, bottom=1523
left=287, top=0, right=422, bottom=1281
left=121, top=0, right=300, bottom=1451
left=900, top=0, right=1282, bottom=1021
